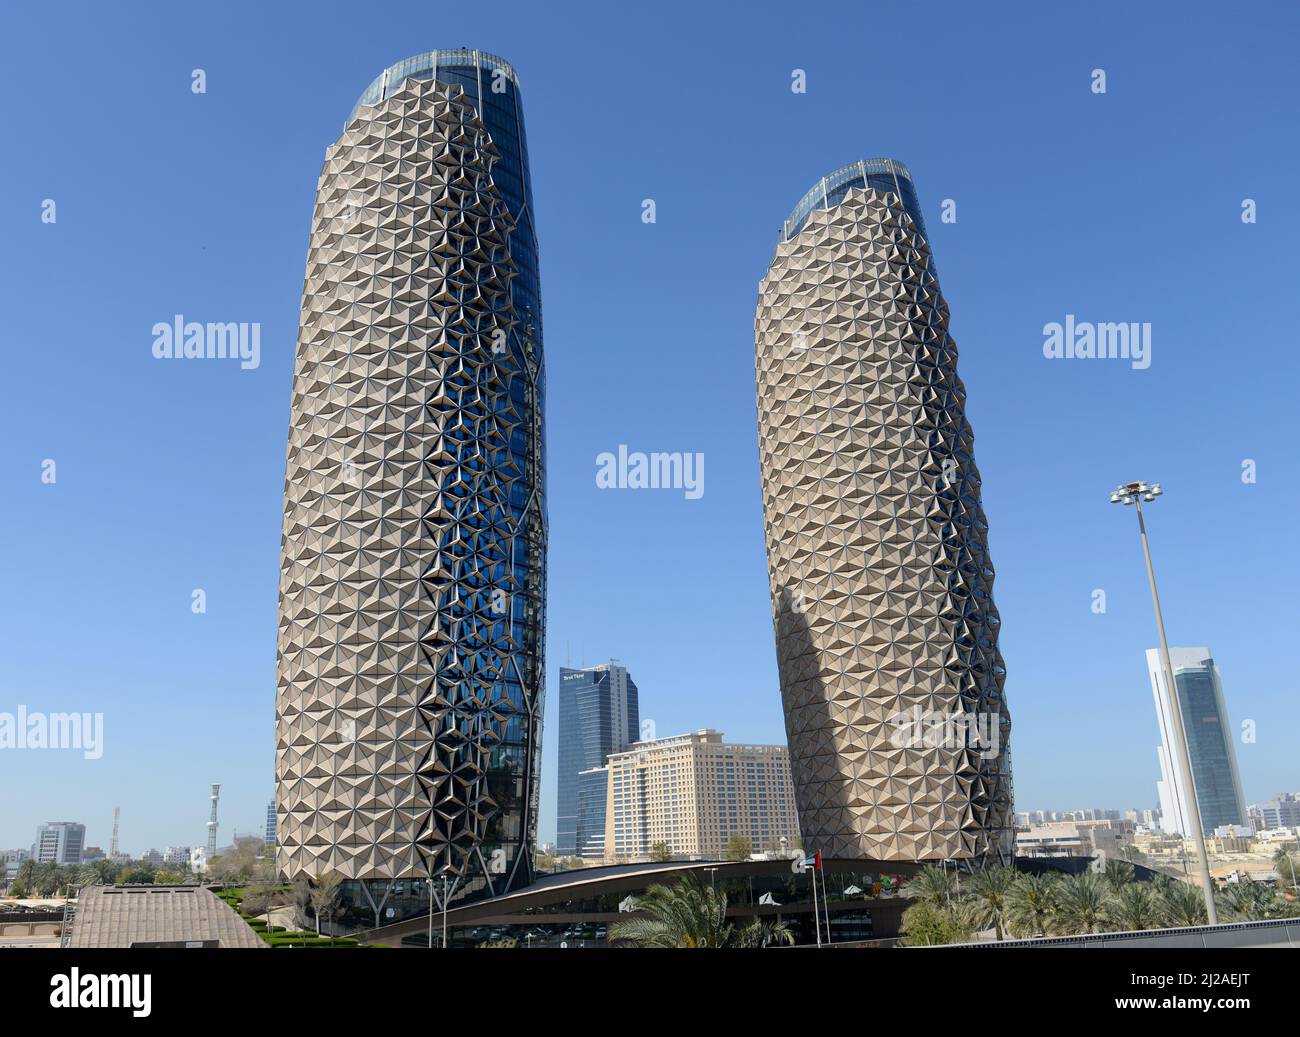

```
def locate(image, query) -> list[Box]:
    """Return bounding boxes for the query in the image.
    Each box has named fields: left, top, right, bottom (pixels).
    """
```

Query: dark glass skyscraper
left=1148, top=648, right=1247, bottom=836
left=556, top=664, right=640, bottom=858
left=276, top=49, right=546, bottom=924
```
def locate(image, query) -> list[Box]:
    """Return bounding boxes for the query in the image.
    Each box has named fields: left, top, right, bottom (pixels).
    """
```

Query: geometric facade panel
left=275, top=60, right=546, bottom=906
left=755, top=163, right=1013, bottom=862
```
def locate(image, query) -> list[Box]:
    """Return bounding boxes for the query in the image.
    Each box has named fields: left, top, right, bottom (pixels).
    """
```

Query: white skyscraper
left=1147, top=647, right=1247, bottom=836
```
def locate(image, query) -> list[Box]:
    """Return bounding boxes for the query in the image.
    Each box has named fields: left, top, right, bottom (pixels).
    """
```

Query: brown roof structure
left=66, top=886, right=266, bottom=949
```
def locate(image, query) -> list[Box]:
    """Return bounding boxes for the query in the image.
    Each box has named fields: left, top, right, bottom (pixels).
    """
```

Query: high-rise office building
left=33, top=821, right=85, bottom=864
left=275, top=48, right=546, bottom=919
left=2, top=849, right=31, bottom=880
left=602, top=729, right=799, bottom=863
left=1147, top=648, right=1246, bottom=836
left=754, top=159, right=1013, bottom=863
left=556, top=663, right=640, bottom=858
left=1249, top=794, right=1300, bottom=832
left=264, top=801, right=276, bottom=848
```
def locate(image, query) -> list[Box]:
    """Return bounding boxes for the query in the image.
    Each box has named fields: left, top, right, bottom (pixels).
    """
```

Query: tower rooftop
left=349, top=48, right=521, bottom=124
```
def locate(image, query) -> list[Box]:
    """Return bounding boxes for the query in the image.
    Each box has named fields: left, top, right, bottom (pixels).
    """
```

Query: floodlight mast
left=1109, top=481, right=1217, bottom=924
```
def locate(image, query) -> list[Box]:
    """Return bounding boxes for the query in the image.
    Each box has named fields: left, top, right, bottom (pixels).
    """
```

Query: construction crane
left=109, top=807, right=120, bottom=858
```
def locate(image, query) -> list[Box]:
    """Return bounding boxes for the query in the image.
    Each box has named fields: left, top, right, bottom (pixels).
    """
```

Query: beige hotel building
left=601, top=729, right=800, bottom=863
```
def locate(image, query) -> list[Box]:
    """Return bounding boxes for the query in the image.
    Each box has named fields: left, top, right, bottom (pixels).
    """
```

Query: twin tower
left=274, top=51, right=1013, bottom=916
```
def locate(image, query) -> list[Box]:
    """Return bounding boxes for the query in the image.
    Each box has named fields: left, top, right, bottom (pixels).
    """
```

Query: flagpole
left=810, top=861, right=822, bottom=948
left=822, top=863, right=832, bottom=945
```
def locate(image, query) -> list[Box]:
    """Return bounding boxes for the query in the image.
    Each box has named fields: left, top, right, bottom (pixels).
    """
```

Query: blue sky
left=1, top=0, right=1297, bottom=853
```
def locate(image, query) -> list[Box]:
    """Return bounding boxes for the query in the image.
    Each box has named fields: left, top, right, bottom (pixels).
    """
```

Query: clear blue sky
left=2, top=0, right=1297, bottom=853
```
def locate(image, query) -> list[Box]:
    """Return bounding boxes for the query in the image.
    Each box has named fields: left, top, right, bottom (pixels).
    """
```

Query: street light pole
left=442, top=874, right=449, bottom=949
left=1110, top=481, right=1218, bottom=925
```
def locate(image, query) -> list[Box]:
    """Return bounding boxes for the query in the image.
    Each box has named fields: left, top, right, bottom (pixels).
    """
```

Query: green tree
left=649, top=841, right=672, bottom=863
left=1156, top=878, right=1208, bottom=927
left=1054, top=872, right=1108, bottom=934
left=154, top=868, right=186, bottom=885
left=1216, top=878, right=1275, bottom=922
left=10, top=859, right=36, bottom=896
left=1005, top=872, right=1058, bottom=938
left=906, top=863, right=955, bottom=907
left=1272, top=846, right=1299, bottom=892
left=966, top=866, right=1016, bottom=941
left=609, top=876, right=734, bottom=948
left=1101, top=858, right=1134, bottom=895
left=1105, top=882, right=1159, bottom=931
left=725, top=834, right=753, bottom=862
left=899, top=899, right=977, bottom=946
left=33, top=862, right=69, bottom=896
left=734, top=918, right=796, bottom=948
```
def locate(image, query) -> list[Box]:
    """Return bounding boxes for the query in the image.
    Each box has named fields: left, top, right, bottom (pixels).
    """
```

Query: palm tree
left=1101, top=858, right=1134, bottom=895
left=907, top=863, right=956, bottom=907
left=8, top=858, right=36, bottom=897
left=1216, top=878, right=1274, bottom=921
left=734, top=918, right=796, bottom=947
left=609, top=875, right=733, bottom=947
left=1271, top=846, right=1299, bottom=893
left=1006, top=872, right=1059, bottom=938
left=1106, top=882, right=1159, bottom=931
left=1054, top=871, right=1108, bottom=934
left=1157, top=878, right=1208, bottom=927
left=966, top=866, right=1016, bottom=941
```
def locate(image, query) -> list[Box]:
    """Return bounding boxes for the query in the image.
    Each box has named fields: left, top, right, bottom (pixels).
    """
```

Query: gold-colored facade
left=602, top=730, right=799, bottom=863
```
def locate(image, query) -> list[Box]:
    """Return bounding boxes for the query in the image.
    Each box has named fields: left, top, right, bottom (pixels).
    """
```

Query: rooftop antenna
left=109, top=807, right=120, bottom=857
left=207, top=784, right=221, bottom=858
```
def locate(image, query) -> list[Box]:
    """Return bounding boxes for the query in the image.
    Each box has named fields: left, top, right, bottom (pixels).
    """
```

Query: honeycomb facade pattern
left=275, top=69, right=546, bottom=908
left=754, top=166, right=1013, bottom=863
